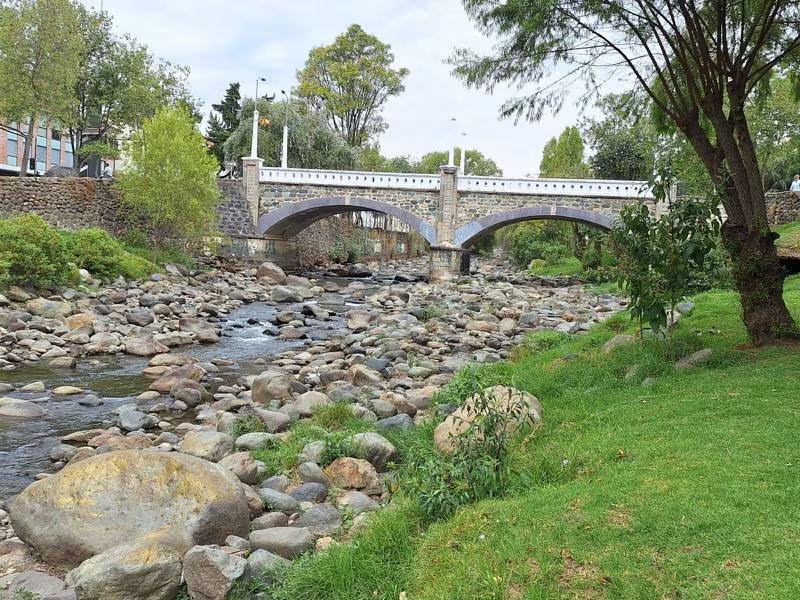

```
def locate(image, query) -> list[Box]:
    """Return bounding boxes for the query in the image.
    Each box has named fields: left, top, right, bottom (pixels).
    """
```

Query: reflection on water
left=0, top=301, right=346, bottom=499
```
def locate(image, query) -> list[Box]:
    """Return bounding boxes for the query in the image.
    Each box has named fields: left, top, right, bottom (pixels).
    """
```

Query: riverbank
left=266, top=275, right=800, bottom=600
left=0, top=256, right=628, bottom=599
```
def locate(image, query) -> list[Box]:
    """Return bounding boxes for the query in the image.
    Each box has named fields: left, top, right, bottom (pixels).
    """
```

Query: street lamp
left=249, top=77, right=267, bottom=158
left=447, top=117, right=457, bottom=166
left=280, top=90, right=289, bottom=169
left=459, top=132, right=467, bottom=175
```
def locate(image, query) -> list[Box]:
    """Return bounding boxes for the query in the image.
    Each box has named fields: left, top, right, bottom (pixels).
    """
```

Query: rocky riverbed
left=0, top=255, right=626, bottom=599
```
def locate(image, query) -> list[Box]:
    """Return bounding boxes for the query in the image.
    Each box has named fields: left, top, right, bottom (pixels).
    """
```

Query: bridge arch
left=257, top=196, right=438, bottom=246
left=454, top=206, right=614, bottom=248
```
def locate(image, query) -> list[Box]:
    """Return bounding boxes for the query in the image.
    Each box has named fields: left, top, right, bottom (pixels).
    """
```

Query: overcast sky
left=92, top=0, right=601, bottom=177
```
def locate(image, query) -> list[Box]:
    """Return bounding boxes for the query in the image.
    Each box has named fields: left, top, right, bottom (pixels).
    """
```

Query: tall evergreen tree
left=207, top=82, right=241, bottom=166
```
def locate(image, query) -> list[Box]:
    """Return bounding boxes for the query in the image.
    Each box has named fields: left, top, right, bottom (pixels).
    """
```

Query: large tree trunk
left=721, top=221, right=798, bottom=345
left=18, top=115, right=36, bottom=178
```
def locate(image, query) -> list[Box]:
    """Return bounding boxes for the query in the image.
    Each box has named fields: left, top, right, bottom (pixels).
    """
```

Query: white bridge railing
left=259, top=167, right=652, bottom=199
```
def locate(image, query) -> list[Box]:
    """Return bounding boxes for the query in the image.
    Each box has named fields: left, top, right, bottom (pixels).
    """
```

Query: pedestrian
left=791, top=174, right=800, bottom=199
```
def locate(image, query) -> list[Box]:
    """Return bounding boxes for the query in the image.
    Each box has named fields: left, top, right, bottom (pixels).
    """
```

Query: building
left=0, top=118, right=75, bottom=176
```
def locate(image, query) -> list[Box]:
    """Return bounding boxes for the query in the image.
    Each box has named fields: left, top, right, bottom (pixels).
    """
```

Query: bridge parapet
left=458, top=175, right=652, bottom=199
left=259, top=167, right=440, bottom=191
left=259, top=167, right=653, bottom=199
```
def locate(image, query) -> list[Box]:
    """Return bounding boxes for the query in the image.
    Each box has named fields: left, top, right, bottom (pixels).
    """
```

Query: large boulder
left=0, top=397, right=46, bottom=418
left=124, top=336, right=169, bottom=357
left=26, top=298, right=72, bottom=319
left=10, top=450, right=250, bottom=568
left=178, top=431, right=234, bottom=463
left=149, top=364, right=206, bottom=393
left=433, top=385, right=542, bottom=454
left=65, top=536, right=183, bottom=600
left=251, top=371, right=293, bottom=404
left=249, top=527, right=314, bottom=559
left=347, top=432, right=398, bottom=472
left=256, top=261, right=286, bottom=284
left=295, top=390, right=332, bottom=417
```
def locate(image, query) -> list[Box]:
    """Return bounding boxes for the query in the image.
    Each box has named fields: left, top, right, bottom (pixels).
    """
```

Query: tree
left=538, top=126, right=592, bottom=178
left=414, top=148, right=503, bottom=175
left=452, top=0, right=800, bottom=344
left=747, top=75, right=800, bottom=191
left=68, top=4, right=194, bottom=171
left=118, top=106, right=221, bottom=249
left=0, top=0, right=84, bottom=177
left=582, top=92, right=656, bottom=180
left=296, top=24, right=409, bottom=147
left=223, top=98, right=356, bottom=170
left=207, top=82, right=241, bottom=167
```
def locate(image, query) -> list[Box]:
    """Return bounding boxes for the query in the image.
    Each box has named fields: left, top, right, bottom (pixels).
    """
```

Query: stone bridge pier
left=240, top=159, right=651, bottom=282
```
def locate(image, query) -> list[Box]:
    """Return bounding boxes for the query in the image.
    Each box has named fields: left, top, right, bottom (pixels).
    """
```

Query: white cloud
left=94, top=0, right=603, bottom=176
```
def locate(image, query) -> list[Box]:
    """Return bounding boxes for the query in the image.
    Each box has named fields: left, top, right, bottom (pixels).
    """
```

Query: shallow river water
left=0, top=299, right=348, bottom=499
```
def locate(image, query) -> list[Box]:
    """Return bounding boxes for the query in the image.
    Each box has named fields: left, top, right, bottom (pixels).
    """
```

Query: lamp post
left=280, top=90, right=289, bottom=169
left=459, top=132, right=467, bottom=175
left=249, top=77, right=267, bottom=158
left=447, top=117, right=456, bottom=166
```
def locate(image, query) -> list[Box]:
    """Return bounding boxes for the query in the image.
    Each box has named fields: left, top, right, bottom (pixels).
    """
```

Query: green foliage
left=0, top=214, right=74, bottom=289
left=354, top=145, right=503, bottom=175
left=582, top=92, right=656, bottom=180
left=611, top=168, right=722, bottom=337
left=296, top=24, right=409, bottom=146
left=538, top=126, right=592, bottom=178
left=522, top=330, right=572, bottom=354
left=311, top=402, right=366, bottom=432
left=63, top=228, right=155, bottom=281
left=402, top=371, right=536, bottom=523
left=207, top=82, right=241, bottom=167
left=119, top=105, right=221, bottom=248
left=329, top=229, right=369, bottom=263
left=504, top=223, right=570, bottom=268
left=69, top=3, right=194, bottom=170
left=230, top=410, right=267, bottom=439
left=0, top=0, right=84, bottom=176
left=13, top=590, right=40, bottom=600
left=269, top=502, right=419, bottom=600
left=224, top=98, right=355, bottom=169
left=415, top=148, right=503, bottom=176
left=416, top=304, right=445, bottom=322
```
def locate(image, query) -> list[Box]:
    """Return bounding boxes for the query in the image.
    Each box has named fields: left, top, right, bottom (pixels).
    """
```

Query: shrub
left=230, top=411, right=267, bottom=439
left=0, top=214, right=74, bottom=289
left=64, top=228, right=156, bottom=281
left=402, top=371, right=534, bottom=523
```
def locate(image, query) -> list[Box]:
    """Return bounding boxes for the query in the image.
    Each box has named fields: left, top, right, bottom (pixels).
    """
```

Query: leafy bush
left=416, top=304, right=445, bottom=322
left=64, top=228, right=156, bottom=281
left=611, top=169, right=722, bottom=337
left=230, top=410, right=267, bottom=439
left=0, top=214, right=75, bottom=289
left=403, top=371, right=534, bottom=523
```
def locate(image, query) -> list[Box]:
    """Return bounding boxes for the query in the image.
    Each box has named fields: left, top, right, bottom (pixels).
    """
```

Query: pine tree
left=207, top=82, right=241, bottom=166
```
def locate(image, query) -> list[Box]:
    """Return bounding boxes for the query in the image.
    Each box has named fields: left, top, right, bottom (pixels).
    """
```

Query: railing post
left=242, top=157, right=263, bottom=231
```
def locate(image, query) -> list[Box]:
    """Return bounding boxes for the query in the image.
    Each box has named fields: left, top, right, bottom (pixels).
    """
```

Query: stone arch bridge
left=235, top=158, right=653, bottom=281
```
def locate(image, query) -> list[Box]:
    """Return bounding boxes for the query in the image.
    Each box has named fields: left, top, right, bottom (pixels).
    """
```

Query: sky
left=91, top=0, right=602, bottom=177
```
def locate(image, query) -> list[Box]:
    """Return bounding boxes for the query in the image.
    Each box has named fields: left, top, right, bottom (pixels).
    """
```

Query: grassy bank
left=263, top=276, right=800, bottom=600
left=776, top=220, right=800, bottom=255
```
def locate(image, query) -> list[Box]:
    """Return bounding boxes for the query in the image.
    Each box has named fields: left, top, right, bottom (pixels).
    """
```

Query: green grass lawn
left=527, top=257, right=586, bottom=277
left=775, top=220, right=800, bottom=254
left=266, top=276, right=800, bottom=600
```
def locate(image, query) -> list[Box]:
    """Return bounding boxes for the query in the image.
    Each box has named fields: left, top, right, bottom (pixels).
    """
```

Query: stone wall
left=259, top=183, right=441, bottom=224
left=217, top=180, right=253, bottom=236
left=455, top=192, right=630, bottom=229
left=0, top=177, right=125, bottom=233
left=766, top=191, right=800, bottom=226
